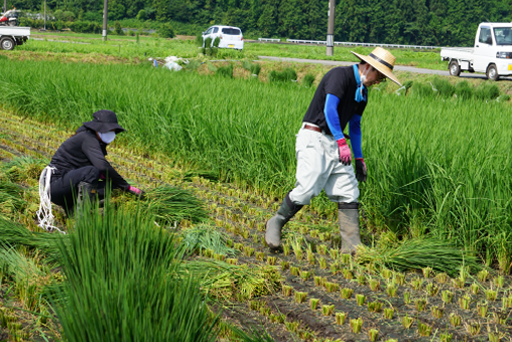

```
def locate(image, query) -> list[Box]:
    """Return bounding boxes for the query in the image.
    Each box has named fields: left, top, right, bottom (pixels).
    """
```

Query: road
left=258, top=56, right=497, bottom=80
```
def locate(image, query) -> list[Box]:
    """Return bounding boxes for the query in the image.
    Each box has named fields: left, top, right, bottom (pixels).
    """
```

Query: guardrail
left=258, top=38, right=281, bottom=42
left=255, top=38, right=440, bottom=49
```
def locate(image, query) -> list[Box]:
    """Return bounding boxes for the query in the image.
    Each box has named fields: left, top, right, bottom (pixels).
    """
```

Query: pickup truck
left=440, top=22, right=512, bottom=81
left=0, top=26, right=30, bottom=50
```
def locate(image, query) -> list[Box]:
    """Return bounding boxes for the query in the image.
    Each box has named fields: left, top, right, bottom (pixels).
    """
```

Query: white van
left=441, top=22, right=512, bottom=80
left=202, top=25, right=244, bottom=50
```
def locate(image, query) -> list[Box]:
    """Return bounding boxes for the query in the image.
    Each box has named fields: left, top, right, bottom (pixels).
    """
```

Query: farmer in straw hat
left=265, top=47, right=401, bottom=254
left=37, top=110, right=144, bottom=227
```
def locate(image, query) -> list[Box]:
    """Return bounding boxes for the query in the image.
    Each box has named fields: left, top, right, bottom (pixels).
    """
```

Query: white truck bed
left=0, top=26, right=30, bottom=37
left=440, top=47, right=474, bottom=60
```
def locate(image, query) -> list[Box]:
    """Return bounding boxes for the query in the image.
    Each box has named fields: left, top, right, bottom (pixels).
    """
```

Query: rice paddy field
left=0, top=36, right=512, bottom=341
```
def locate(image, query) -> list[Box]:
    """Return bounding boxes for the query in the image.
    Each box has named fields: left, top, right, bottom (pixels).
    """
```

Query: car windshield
left=494, top=27, right=512, bottom=45
left=222, top=28, right=241, bottom=35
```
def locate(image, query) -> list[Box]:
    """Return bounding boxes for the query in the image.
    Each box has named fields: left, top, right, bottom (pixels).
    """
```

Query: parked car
left=202, top=25, right=243, bottom=50
left=441, top=22, right=512, bottom=80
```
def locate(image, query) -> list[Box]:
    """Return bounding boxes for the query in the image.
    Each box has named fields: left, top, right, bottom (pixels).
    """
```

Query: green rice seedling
left=470, top=283, right=479, bottom=295
left=310, top=298, right=319, bottom=310
left=426, top=282, right=439, bottom=296
left=459, top=294, right=471, bottom=310
left=464, top=320, right=481, bottom=336
left=335, top=312, right=346, bottom=325
left=403, top=291, right=412, bottom=304
left=250, top=64, right=261, bottom=76
left=367, top=301, right=383, bottom=313
left=300, top=271, right=311, bottom=281
left=181, top=225, right=235, bottom=256
left=227, top=258, right=238, bottom=265
left=314, top=276, right=322, bottom=286
left=302, top=74, right=315, bottom=88
left=431, top=305, right=443, bottom=318
left=477, top=300, right=488, bottom=317
left=402, top=314, right=414, bottom=329
left=282, top=244, right=291, bottom=256
left=394, top=272, right=405, bottom=285
left=494, top=275, right=504, bottom=288
left=411, top=277, right=423, bottom=291
left=266, top=256, right=276, bottom=266
left=474, top=82, right=500, bottom=100
left=319, top=257, right=328, bottom=270
left=307, top=250, right=315, bottom=265
left=290, top=266, right=300, bottom=276
left=440, top=333, right=453, bottom=342
left=477, top=269, right=489, bottom=282
left=244, top=246, right=255, bottom=257
left=368, top=328, right=379, bottom=342
left=253, top=235, right=259, bottom=244
left=213, top=253, right=225, bottom=261
left=356, top=294, right=366, bottom=306
left=436, top=272, right=448, bottom=284
left=329, top=249, right=339, bottom=260
left=282, top=285, right=293, bottom=297
left=270, top=313, right=285, bottom=324
left=414, top=298, right=427, bottom=312
left=255, top=252, right=265, bottom=261
left=342, top=269, right=353, bottom=280
left=322, top=305, right=334, bottom=316
left=330, top=262, right=342, bottom=275
left=356, top=274, right=366, bottom=286
left=385, top=340, right=398, bottom=342
left=452, top=277, right=465, bottom=289
left=384, top=308, right=394, bottom=319
left=310, top=230, right=319, bottom=238
left=485, top=289, right=497, bottom=301
left=381, top=268, right=392, bottom=279
left=216, top=64, right=234, bottom=78
left=454, top=80, right=473, bottom=100
left=341, top=288, right=353, bottom=299
left=341, top=254, right=351, bottom=264
left=369, top=277, right=380, bottom=291
left=350, top=318, right=363, bottom=333
left=249, top=300, right=260, bottom=311
left=449, top=313, right=461, bottom=327
left=493, top=312, right=507, bottom=325
left=259, top=305, right=271, bottom=317
left=432, top=77, right=455, bottom=98
left=418, top=322, right=432, bottom=337
left=324, top=282, right=339, bottom=293
left=280, top=261, right=289, bottom=270
left=284, top=321, right=299, bottom=333
left=294, top=291, right=307, bottom=303
left=234, top=243, right=244, bottom=252
left=292, top=240, right=303, bottom=261
left=488, top=328, right=506, bottom=342
left=317, top=245, right=327, bottom=255
left=422, top=266, right=433, bottom=278
left=442, top=290, right=453, bottom=304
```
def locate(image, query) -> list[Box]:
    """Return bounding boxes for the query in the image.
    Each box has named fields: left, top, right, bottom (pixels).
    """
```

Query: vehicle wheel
left=0, top=37, right=14, bottom=51
left=486, top=64, right=499, bottom=81
left=449, top=60, right=461, bottom=77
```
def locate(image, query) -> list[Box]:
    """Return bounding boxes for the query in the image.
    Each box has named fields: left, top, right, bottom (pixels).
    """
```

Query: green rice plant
left=474, top=83, right=500, bottom=100
left=266, top=256, right=276, bottom=266
left=385, top=340, right=398, bottom=342
left=292, top=240, right=303, bottom=261
left=418, top=322, right=432, bottom=337
left=488, top=330, right=506, bottom=342
left=0, top=181, right=28, bottom=220
left=452, top=277, right=465, bottom=289
left=350, top=318, right=363, bottom=333
left=368, top=328, right=379, bottom=342
left=329, top=248, right=339, bottom=260
left=422, top=266, right=433, bottom=278
left=313, top=276, right=322, bottom=286
left=449, top=313, right=461, bottom=327
left=477, top=300, right=488, bottom=317
left=317, top=245, right=327, bottom=255
left=411, top=277, right=423, bottom=291
left=282, top=285, right=293, bottom=297
left=244, top=246, right=255, bottom=257
left=310, top=298, right=319, bottom=310
left=494, top=275, right=504, bottom=288
left=459, top=294, right=472, bottom=310
left=282, top=244, right=291, bottom=256
left=234, top=243, right=244, bottom=252
left=414, top=298, right=427, bottom=312
left=442, top=290, right=453, bottom=304
left=368, top=277, right=380, bottom=291
left=383, top=307, right=394, bottom=319
left=324, top=282, right=339, bottom=293
left=464, top=320, right=481, bottom=336
left=402, top=314, right=414, bottom=329
left=181, top=224, right=235, bottom=256
left=342, top=269, right=354, bottom=280
left=381, top=268, right=392, bottom=279
left=49, top=201, right=217, bottom=342
left=440, top=333, right=453, bottom=342
left=280, top=260, right=289, bottom=270
left=216, top=64, right=233, bottom=78
left=435, top=272, right=448, bottom=284
left=477, top=269, right=489, bottom=282
left=454, top=80, right=473, bottom=100
left=367, top=301, right=383, bottom=313
left=470, top=282, right=479, bottom=295
left=486, top=289, right=497, bottom=301
left=284, top=321, right=299, bottom=333
left=426, top=282, right=439, bottom=296
left=318, top=257, right=327, bottom=269
left=227, top=258, right=238, bottom=265
left=290, top=266, right=300, bottom=276
left=403, top=291, right=412, bottom=304
left=341, top=253, right=351, bottom=264
left=356, top=294, right=366, bottom=306
left=1, top=156, right=48, bottom=186
left=335, top=312, right=346, bottom=325
left=340, top=288, right=353, bottom=299
left=255, top=252, right=265, bottom=261
left=307, top=250, right=315, bottom=265
left=410, top=82, right=434, bottom=98
left=493, top=312, right=507, bottom=325
left=432, top=77, right=455, bottom=98
left=321, top=304, right=334, bottom=316
left=300, top=270, right=311, bottom=281
left=431, top=305, right=443, bottom=318
left=294, top=291, right=307, bottom=303
left=302, top=74, right=315, bottom=87
left=394, top=272, right=405, bottom=285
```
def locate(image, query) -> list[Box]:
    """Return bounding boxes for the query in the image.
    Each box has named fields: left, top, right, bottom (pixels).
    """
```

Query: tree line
left=8, top=0, right=512, bottom=46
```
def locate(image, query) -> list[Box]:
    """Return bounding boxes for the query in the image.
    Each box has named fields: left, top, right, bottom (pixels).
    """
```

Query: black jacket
left=49, top=126, right=130, bottom=190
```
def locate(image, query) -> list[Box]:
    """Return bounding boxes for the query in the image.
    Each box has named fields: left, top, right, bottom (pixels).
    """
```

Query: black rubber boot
left=265, top=193, right=303, bottom=251
left=338, top=202, right=361, bottom=255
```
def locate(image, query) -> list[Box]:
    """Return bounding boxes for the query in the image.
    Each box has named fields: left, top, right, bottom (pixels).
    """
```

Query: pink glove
left=128, top=186, right=145, bottom=199
left=337, top=138, right=352, bottom=165
left=99, top=173, right=106, bottom=180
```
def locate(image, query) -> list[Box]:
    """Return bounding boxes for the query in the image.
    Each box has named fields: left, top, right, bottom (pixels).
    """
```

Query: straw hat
left=351, top=47, right=401, bottom=86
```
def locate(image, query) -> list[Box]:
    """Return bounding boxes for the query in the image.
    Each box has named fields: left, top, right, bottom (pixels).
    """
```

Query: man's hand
left=128, top=186, right=145, bottom=199
left=355, top=158, right=367, bottom=182
left=337, top=138, right=352, bottom=165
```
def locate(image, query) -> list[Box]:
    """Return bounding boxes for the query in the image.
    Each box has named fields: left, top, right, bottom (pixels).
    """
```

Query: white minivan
left=202, top=25, right=244, bottom=50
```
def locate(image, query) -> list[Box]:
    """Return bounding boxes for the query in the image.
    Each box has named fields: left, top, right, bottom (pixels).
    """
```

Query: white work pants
left=289, top=123, right=359, bottom=205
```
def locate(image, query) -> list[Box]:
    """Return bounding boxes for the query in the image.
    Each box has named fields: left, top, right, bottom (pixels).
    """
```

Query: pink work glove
left=337, top=138, right=352, bottom=165
left=128, top=186, right=145, bottom=199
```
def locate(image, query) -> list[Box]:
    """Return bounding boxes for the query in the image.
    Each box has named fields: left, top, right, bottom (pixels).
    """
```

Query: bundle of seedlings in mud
left=268, top=68, right=297, bottom=83
left=402, top=313, right=414, bottom=329
left=295, top=291, right=307, bottom=303
left=383, top=307, right=394, bottom=319
left=0, top=181, right=29, bottom=220
left=417, top=322, right=432, bottom=336
left=180, top=224, right=235, bottom=256
left=350, top=318, right=363, bottom=333
left=335, top=312, right=346, bottom=325
left=368, top=328, right=379, bottom=342
left=449, top=313, right=461, bottom=327
left=458, top=294, right=471, bottom=310
left=321, top=304, right=334, bottom=316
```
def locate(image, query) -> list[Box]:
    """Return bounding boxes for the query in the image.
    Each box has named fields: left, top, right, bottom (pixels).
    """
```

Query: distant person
left=38, top=110, right=144, bottom=221
left=265, top=47, right=401, bottom=254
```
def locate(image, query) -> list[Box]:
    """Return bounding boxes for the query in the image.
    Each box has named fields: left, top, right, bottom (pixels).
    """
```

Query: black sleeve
left=82, top=138, right=130, bottom=191
left=355, top=101, right=367, bottom=116
left=324, top=68, right=347, bottom=99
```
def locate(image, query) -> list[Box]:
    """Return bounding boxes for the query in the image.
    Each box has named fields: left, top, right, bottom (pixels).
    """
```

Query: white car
left=202, top=25, right=244, bottom=50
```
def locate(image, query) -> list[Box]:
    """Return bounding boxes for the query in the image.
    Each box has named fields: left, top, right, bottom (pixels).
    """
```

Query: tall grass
left=1, top=59, right=512, bottom=269
left=50, top=201, right=217, bottom=342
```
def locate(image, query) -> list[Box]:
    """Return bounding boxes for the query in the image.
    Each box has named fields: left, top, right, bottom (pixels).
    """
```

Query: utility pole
left=102, top=0, right=108, bottom=41
left=326, top=0, right=335, bottom=56
left=43, top=0, right=46, bottom=30
left=3, top=0, right=6, bottom=13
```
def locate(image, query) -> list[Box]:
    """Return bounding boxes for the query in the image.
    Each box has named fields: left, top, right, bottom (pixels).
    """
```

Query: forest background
left=7, top=0, right=512, bottom=46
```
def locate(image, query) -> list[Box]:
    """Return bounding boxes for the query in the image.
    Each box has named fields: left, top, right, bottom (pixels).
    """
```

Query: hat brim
left=83, top=121, right=126, bottom=134
left=351, top=51, right=402, bottom=87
